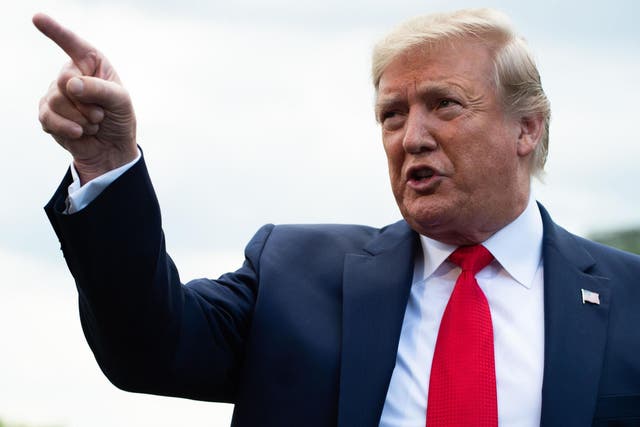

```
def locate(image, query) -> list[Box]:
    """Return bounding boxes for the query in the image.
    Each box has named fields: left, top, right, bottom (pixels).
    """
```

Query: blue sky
left=1, top=0, right=638, bottom=425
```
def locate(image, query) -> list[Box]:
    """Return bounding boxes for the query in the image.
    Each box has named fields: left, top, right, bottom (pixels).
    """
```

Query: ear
left=516, top=113, right=544, bottom=158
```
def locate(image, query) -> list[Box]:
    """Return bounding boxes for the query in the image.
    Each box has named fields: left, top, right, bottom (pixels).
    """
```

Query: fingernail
left=71, top=124, right=83, bottom=138
left=85, top=124, right=100, bottom=135
left=89, top=108, right=104, bottom=123
left=68, top=77, right=83, bottom=95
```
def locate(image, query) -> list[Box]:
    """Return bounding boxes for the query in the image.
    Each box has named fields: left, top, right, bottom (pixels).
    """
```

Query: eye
left=381, top=110, right=397, bottom=121
left=380, top=110, right=405, bottom=131
left=436, top=98, right=457, bottom=109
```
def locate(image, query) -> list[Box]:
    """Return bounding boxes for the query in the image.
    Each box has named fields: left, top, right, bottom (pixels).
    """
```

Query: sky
left=1, top=0, right=638, bottom=425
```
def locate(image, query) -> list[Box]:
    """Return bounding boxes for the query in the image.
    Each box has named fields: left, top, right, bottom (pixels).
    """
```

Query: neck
left=422, top=188, right=532, bottom=246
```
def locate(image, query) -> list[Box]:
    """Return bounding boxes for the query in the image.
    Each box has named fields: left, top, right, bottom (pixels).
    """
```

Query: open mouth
left=409, top=167, right=436, bottom=182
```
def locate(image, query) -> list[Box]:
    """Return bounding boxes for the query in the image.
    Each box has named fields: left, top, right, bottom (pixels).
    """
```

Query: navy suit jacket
left=45, top=158, right=640, bottom=426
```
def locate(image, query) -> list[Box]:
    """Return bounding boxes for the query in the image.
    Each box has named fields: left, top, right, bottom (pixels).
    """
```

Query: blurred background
left=1, top=0, right=638, bottom=425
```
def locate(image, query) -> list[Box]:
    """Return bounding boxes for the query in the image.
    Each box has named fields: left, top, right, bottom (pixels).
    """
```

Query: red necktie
left=426, top=245, right=497, bottom=427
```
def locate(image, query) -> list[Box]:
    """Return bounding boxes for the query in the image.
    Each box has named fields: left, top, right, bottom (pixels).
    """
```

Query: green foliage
left=0, top=418, right=64, bottom=427
left=589, top=227, right=640, bottom=255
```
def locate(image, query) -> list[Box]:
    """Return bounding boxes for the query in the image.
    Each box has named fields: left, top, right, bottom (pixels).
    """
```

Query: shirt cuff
left=65, top=148, right=142, bottom=214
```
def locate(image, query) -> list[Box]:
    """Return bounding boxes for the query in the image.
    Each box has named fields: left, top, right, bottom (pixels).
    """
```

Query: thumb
left=67, top=76, right=131, bottom=111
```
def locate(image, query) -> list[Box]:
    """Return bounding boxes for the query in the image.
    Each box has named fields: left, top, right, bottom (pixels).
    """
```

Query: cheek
left=382, top=136, right=403, bottom=174
left=382, top=143, right=405, bottom=202
left=452, top=138, right=518, bottom=192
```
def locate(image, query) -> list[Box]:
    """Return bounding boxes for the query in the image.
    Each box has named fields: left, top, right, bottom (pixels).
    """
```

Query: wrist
left=74, top=145, right=138, bottom=185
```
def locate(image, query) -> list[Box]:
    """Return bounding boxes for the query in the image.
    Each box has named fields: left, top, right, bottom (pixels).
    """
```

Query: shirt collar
left=417, top=194, right=543, bottom=289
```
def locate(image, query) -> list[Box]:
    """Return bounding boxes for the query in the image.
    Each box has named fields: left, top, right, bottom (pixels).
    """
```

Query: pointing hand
left=34, top=13, right=138, bottom=184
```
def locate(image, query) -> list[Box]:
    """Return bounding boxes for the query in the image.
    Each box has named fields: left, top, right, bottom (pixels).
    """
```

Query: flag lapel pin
left=581, top=289, right=600, bottom=305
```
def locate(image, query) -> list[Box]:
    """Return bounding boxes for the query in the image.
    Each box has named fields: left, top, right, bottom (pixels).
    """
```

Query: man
left=35, top=8, right=640, bottom=427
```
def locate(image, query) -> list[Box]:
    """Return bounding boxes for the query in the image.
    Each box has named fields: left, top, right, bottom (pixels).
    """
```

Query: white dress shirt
left=66, top=160, right=544, bottom=426
left=379, top=195, right=545, bottom=427
left=65, top=150, right=141, bottom=214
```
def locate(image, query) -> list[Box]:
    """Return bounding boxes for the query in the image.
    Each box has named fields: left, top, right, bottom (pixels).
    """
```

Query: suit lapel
left=335, top=207, right=612, bottom=426
left=538, top=205, right=611, bottom=426
left=337, top=221, right=417, bottom=427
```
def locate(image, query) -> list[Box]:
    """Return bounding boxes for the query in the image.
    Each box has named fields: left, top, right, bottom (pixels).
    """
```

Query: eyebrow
left=375, top=82, right=466, bottom=118
left=374, top=95, right=405, bottom=121
left=375, top=82, right=466, bottom=116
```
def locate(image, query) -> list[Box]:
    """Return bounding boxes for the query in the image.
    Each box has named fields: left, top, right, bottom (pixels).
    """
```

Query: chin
left=400, top=190, right=467, bottom=233
left=401, top=205, right=445, bottom=235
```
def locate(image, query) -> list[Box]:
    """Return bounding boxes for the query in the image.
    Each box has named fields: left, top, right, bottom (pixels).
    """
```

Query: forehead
left=377, top=39, right=497, bottom=98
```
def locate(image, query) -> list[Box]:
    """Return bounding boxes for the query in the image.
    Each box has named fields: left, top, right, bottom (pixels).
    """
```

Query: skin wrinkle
left=376, top=72, right=492, bottom=124
left=379, top=39, right=542, bottom=245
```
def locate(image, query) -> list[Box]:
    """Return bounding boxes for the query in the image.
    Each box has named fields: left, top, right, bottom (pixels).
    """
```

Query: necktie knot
left=428, top=243, right=498, bottom=427
left=449, top=244, right=493, bottom=275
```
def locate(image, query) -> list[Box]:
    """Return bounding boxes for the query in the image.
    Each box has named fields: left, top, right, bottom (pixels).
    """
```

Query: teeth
left=413, top=169, right=434, bottom=179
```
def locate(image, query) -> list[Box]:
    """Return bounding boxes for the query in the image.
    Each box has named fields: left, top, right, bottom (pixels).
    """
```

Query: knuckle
left=49, top=93, right=68, bottom=110
left=82, top=50, right=100, bottom=70
left=47, top=93, right=60, bottom=108
left=57, top=72, right=77, bottom=91
left=48, top=96, right=67, bottom=116
left=57, top=75, right=70, bottom=92
left=48, top=89, right=65, bottom=108
left=41, top=113, right=73, bottom=139
left=38, top=108, right=50, bottom=125
left=72, top=108, right=89, bottom=125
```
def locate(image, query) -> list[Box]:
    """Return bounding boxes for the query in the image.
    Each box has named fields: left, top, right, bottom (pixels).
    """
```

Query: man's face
left=376, top=40, right=534, bottom=245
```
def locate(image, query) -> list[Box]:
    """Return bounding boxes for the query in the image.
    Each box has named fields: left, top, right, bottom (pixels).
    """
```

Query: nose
left=402, top=106, right=437, bottom=154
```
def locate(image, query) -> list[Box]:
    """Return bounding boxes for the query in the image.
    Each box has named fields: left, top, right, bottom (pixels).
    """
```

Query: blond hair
left=372, top=9, right=551, bottom=174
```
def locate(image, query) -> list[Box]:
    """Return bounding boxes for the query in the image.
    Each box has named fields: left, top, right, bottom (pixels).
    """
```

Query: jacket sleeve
left=44, top=157, right=273, bottom=402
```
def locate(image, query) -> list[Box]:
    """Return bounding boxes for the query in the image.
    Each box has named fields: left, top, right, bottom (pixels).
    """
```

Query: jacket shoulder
left=538, top=202, right=640, bottom=275
left=264, top=221, right=409, bottom=252
left=572, top=233, right=640, bottom=274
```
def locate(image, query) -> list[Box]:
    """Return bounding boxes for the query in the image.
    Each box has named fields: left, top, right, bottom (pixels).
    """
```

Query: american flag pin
left=581, top=289, right=600, bottom=305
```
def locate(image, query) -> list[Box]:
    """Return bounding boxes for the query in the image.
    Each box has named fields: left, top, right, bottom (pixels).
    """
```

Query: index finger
left=32, top=13, right=97, bottom=75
